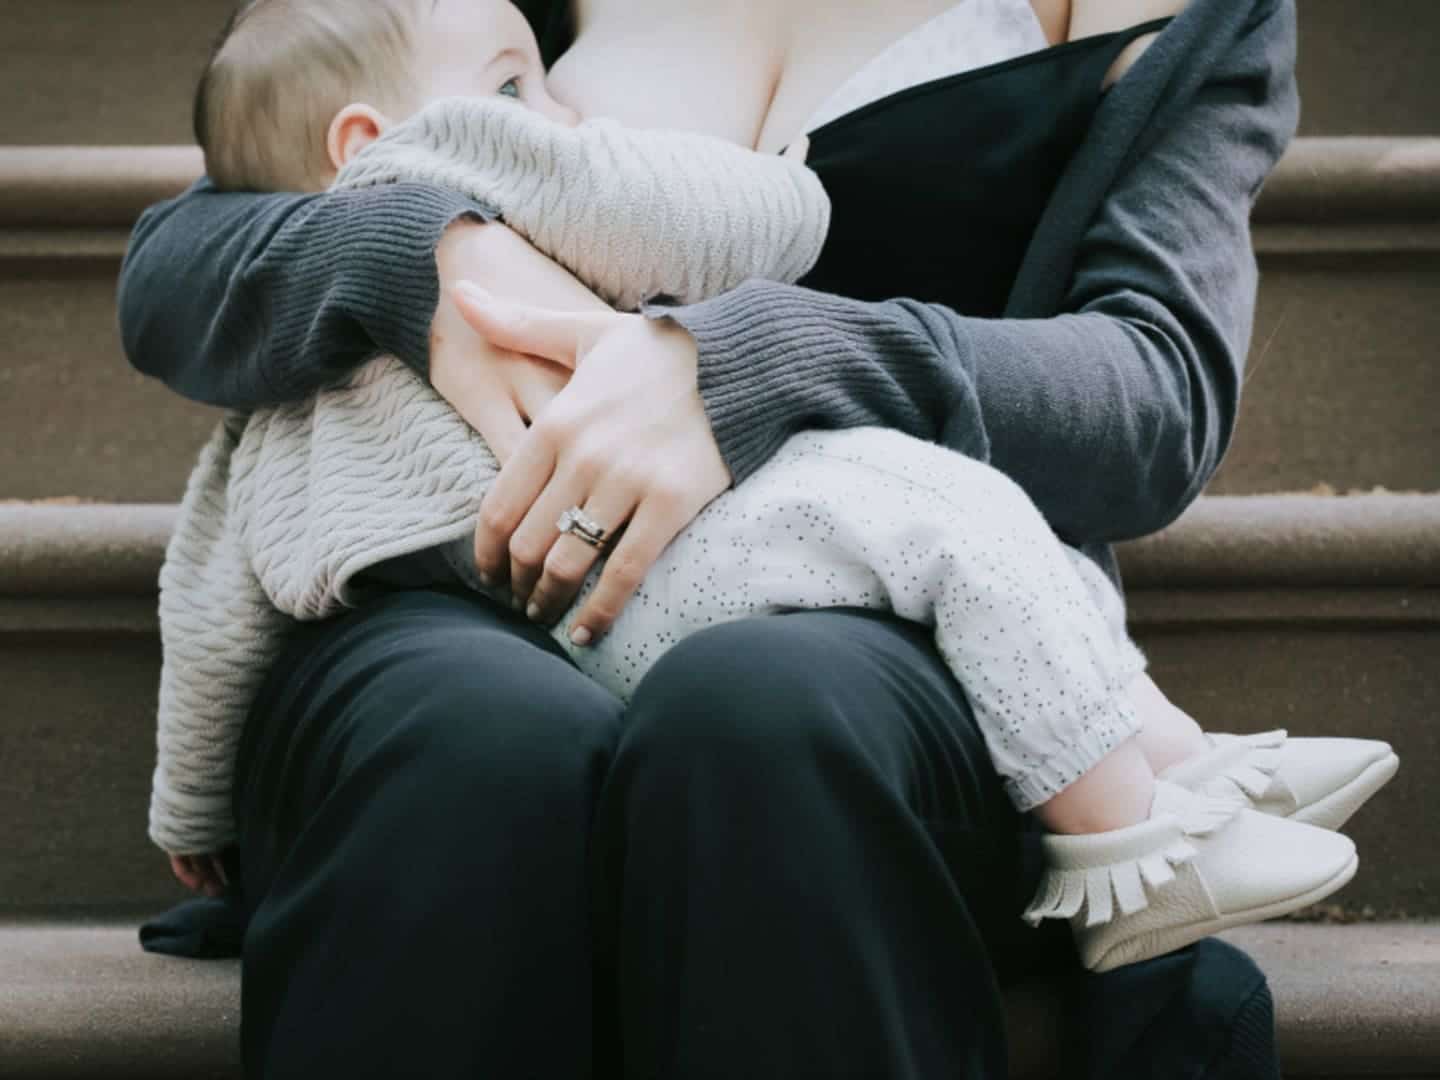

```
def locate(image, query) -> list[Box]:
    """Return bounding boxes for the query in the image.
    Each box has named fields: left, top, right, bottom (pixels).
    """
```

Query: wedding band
left=557, top=506, right=609, bottom=550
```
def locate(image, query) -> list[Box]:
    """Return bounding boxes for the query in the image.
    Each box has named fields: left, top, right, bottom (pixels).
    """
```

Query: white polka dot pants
left=550, top=427, right=1147, bottom=811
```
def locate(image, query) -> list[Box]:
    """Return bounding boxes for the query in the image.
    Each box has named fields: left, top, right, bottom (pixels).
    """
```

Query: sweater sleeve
left=151, top=415, right=294, bottom=855
left=118, top=178, right=494, bottom=408
left=661, top=0, right=1297, bottom=546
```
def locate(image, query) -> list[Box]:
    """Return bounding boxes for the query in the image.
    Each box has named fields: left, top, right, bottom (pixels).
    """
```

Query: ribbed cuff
left=645, top=280, right=946, bottom=485
left=1005, top=697, right=1144, bottom=811
left=270, top=184, right=498, bottom=389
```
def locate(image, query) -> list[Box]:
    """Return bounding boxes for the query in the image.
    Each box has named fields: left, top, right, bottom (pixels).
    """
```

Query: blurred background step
left=1, top=495, right=1435, bottom=916
left=2, top=919, right=1433, bottom=1079
left=2, top=137, right=1438, bottom=502
left=0, top=0, right=1435, bottom=146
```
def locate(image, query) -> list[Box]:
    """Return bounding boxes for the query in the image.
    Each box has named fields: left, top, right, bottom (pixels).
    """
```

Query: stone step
left=0, top=0, right=1434, bottom=147
left=1, top=137, right=1437, bottom=502
left=0, top=494, right=1435, bottom=915
left=1, top=919, right=1434, bottom=1079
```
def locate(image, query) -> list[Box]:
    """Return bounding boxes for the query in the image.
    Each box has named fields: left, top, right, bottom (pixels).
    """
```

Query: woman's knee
left=621, top=615, right=864, bottom=768
left=257, top=591, right=624, bottom=816
left=616, top=611, right=990, bottom=798
left=346, top=621, right=623, bottom=798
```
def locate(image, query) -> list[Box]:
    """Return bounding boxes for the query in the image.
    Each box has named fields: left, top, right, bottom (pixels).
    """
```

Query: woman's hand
left=170, top=852, right=230, bottom=898
left=431, top=221, right=582, bottom=463
left=431, top=286, right=572, bottom=464
left=453, top=285, right=731, bottom=644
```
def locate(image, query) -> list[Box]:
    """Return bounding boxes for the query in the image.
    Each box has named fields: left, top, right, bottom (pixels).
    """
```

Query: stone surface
left=3, top=139, right=1438, bottom=502
left=0, top=1, right=1436, bottom=146
left=1224, top=921, right=1440, bottom=1077
left=1208, top=251, right=1440, bottom=496
left=0, top=497, right=1435, bottom=914
left=1, top=920, right=1432, bottom=1078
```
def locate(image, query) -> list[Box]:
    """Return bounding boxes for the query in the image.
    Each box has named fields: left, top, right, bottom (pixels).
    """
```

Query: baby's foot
left=1023, top=780, right=1357, bottom=972
left=1159, top=730, right=1399, bottom=831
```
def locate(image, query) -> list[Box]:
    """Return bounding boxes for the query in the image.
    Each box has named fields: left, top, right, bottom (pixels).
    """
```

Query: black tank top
left=796, top=17, right=1174, bottom=315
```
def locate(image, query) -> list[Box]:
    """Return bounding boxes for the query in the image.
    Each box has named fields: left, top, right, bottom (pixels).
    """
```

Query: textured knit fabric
left=119, top=0, right=1298, bottom=569
left=339, top=97, right=829, bottom=310
left=660, top=0, right=1298, bottom=549
left=154, top=91, right=1147, bottom=851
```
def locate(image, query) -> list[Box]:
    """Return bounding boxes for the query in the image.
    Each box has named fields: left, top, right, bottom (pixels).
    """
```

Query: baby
left=161, top=0, right=1397, bottom=972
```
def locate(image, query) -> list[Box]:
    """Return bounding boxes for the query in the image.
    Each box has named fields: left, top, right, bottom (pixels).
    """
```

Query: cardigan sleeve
left=656, top=0, right=1298, bottom=546
left=118, top=178, right=492, bottom=408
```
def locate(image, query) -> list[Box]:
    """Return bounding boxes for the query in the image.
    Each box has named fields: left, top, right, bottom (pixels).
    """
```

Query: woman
left=120, top=0, right=1296, bottom=1075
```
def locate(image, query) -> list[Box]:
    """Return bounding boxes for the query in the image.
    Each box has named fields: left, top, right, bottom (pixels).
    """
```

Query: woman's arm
left=118, top=178, right=490, bottom=407
left=659, top=0, right=1298, bottom=546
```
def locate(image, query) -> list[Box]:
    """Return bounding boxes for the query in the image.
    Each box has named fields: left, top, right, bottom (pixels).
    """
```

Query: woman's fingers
left=429, top=336, right=532, bottom=464
left=470, top=394, right=530, bottom=467
left=526, top=489, right=638, bottom=627
left=505, top=470, right=593, bottom=610
left=508, top=355, right=571, bottom=423
left=474, top=426, right=557, bottom=586
left=569, top=490, right=690, bottom=645
left=452, top=284, right=613, bottom=369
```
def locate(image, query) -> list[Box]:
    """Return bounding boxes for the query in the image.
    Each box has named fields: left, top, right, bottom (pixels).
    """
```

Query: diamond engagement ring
left=556, top=506, right=609, bottom=550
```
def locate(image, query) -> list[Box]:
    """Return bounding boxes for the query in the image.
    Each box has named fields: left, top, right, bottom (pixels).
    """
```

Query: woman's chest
left=550, top=0, right=1050, bottom=149
left=546, top=0, right=782, bottom=146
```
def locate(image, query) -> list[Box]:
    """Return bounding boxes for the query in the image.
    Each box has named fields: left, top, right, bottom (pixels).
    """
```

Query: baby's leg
left=1054, top=541, right=1209, bottom=806
left=1127, top=673, right=1209, bottom=773
left=578, top=425, right=1157, bottom=819
left=561, top=427, right=1358, bottom=970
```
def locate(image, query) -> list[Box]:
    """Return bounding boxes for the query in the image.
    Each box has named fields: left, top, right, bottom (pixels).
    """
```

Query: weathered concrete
left=2, top=137, right=1437, bottom=502
left=0, top=497, right=1435, bottom=913
left=0, top=0, right=1435, bottom=146
left=2, top=920, right=1433, bottom=1078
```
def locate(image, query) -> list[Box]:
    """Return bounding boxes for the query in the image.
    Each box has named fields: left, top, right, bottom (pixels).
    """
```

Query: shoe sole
left=1089, top=850, right=1359, bottom=973
left=1289, top=752, right=1400, bottom=832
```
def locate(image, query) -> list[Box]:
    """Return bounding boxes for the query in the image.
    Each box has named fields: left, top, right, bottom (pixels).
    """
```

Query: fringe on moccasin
left=1022, top=786, right=1245, bottom=929
left=1197, top=729, right=1288, bottom=801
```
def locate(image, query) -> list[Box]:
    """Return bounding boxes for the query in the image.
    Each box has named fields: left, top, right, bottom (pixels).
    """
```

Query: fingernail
left=457, top=281, right=490, bottom=303
left=526, top=602, right=540, bottom=620
left=511, top=595, right=523, bottom=611
left=570, top=626, right=592, bottom=647
left=478, top=570, right=494, bottom=587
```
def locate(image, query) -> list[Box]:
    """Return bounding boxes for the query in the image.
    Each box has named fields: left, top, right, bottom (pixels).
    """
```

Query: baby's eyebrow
left=484, top=47, right=527, bottom=73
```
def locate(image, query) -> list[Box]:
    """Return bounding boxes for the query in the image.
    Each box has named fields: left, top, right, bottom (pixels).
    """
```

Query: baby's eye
left=498, top=77, right=521, bottom=99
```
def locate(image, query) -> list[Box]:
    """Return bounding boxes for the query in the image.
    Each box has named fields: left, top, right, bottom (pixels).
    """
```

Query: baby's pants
left=550, top=427, right=1147, bottom=810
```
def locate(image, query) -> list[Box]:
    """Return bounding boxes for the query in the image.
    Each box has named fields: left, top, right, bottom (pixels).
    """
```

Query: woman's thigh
left=594, top=608, right=1276, bottom=1079
left=591, top=608, right=1037, bottom=1078
left=230, top=588, right=624, bottom=1077
left=610, top=606, right=1039, bottom=931
left=233, top=587, right=624, bottom=898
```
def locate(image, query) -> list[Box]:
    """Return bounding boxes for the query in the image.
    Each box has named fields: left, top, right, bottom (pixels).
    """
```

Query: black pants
left=231, top=589, right=1277, bottom=1079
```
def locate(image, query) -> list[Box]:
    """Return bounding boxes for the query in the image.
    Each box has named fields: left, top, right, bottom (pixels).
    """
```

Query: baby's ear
left=326, top=103, right=391, bottom=171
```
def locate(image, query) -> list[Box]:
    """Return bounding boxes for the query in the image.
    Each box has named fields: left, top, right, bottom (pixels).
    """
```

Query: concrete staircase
left=2, top=1, right=1437, bottom=1076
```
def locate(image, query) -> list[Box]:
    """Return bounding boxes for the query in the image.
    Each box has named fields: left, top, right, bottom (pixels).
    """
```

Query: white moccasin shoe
left=1159, top=730, right=1400, bottom=831
left=1024, top=780, right=1358, bottom=973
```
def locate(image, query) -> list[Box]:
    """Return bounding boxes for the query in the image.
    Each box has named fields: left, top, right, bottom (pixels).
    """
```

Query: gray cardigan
left=118, top=0, right=1297, bottom=560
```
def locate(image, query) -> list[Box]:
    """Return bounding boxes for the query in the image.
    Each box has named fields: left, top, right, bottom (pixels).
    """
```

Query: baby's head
left=196, top=0, right=578, bottom=192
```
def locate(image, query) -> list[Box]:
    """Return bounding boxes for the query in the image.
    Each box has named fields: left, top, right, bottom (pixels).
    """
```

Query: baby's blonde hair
left=195, top=0, right=428, bottom=192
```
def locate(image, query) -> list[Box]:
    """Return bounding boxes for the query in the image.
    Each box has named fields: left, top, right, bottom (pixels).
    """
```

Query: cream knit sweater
left=151, top=98, right=830, bottom=855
